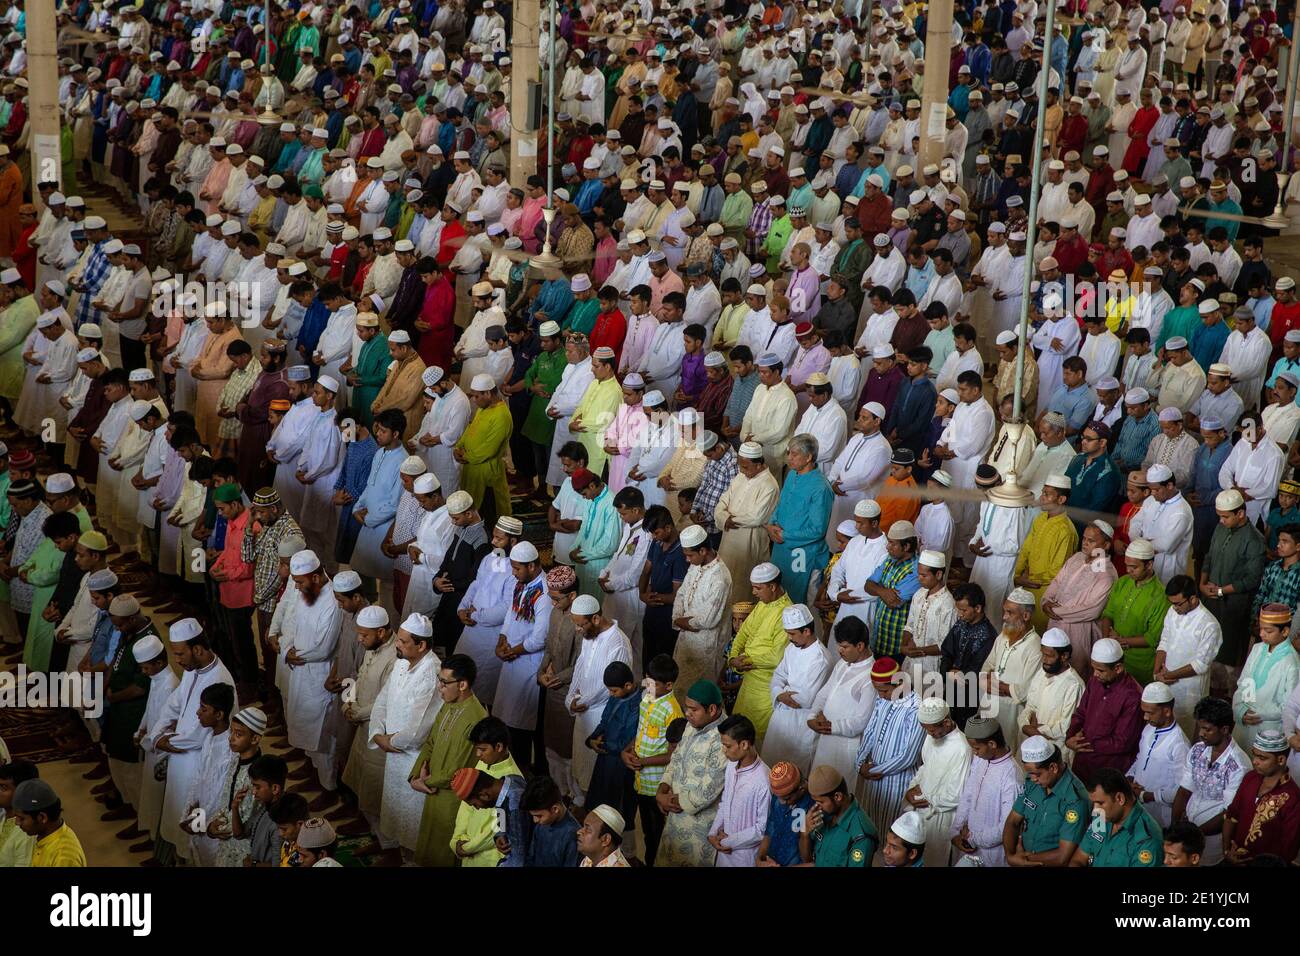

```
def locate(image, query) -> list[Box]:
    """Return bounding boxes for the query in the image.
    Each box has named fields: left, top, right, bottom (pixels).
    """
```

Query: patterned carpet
left=0, top=704, right=98, bottom=764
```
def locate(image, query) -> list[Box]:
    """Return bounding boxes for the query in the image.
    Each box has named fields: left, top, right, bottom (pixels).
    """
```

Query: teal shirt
left=1084, top=802, right=1164, bottom=867
left=1014, top=769, right=1091, bottom=854
left=1267, top=505, right=1300, bottom=548
left=298, top=147, right=327, bottom=185
left=812, top=797, right=879, bottom=867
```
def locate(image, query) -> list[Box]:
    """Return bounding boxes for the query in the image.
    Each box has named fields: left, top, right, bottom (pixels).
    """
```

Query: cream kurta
left=1020, top=667, right=1086, bottom=753
left=367, top=650, right=443, bottom=849
left=740, top=382, right=798, bottom=477
left=671, top=559, right=734, bottom=707
left=714, top=469, right=781, bottom=604
left=341, top=637, right=398, bottom=817
left=978, top=630, right=1043, bottom=747
left=908, top=728, right=973, bottom=866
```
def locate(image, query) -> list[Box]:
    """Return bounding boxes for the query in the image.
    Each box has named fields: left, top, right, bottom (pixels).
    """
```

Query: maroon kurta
left=1225, top=772, right=1300, bottom=863
left=236, top=368, right=289, bottom=491
left=70, top=374, right=111, bottom=485
left=1066, top=673, right=1144, bottom=784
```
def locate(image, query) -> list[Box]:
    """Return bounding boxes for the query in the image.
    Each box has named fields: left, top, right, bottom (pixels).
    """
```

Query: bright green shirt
left=1102, top=574, right=1171, bottom=684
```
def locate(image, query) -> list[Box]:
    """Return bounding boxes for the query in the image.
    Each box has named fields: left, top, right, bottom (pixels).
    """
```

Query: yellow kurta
left=728, top=593, right=793, bottom=745
left=448, top=753, right=522, bottom=866
left=662, top=444, right=707, bottom=522
left=455, top=400, right=513, bottom=516
left=1013, top=513, right=1079, bottom=632
left=714, top=469, right=781, bottom=604
left=570, top=376, right=622, bottom=477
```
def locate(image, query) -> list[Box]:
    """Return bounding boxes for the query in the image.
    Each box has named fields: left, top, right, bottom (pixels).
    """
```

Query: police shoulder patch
left=1138, top=849, right=1153, bottom=864
left=1065, top=809, right=1079, bottom=823
left=851, top=848, right=865, bottom=862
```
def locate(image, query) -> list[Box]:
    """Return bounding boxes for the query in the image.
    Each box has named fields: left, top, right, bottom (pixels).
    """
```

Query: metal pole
left=1283, top=3, right=1300, bottom=173
left=546, top=0, right=556, bottom=204
left=1010, top=3, right=1058, bottom=424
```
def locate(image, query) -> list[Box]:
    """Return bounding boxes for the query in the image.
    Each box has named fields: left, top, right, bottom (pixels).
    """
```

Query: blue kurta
left=770, top=467, right=834, bottom=605
left=349, top=444, right=407, bottom=578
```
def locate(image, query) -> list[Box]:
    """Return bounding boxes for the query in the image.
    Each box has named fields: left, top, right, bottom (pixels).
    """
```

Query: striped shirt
left=634, top=691, right=684, bottom=795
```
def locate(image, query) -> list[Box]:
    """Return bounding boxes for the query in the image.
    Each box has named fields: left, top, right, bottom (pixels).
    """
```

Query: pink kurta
left=602, top=401, right=647, bottom=493
left=1040, top=551, right=1118, bottom=676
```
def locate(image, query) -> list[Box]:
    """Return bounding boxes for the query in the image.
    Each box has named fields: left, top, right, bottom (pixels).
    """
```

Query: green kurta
left=727, top=593, right=793, bottom=744
left=103, top=625, right=158, bottom=762
left=1204, top=521, right=1266, bottom=666
left=0, top=295, right=40, bottom=401
left=412, top=694, right=489, bottom=867
left=763, top=215, right=793, bottom=273
left=521, top=348, right=569, bottom=446
left=20, top=538, right=65, bottom=672
left=352, top=333, right=391, bottom=426
left=1101, top=575, right=1170, bottom=684
left=562, top=297, right=600, bottom=336
left=455, top=400, right=513, bottom=516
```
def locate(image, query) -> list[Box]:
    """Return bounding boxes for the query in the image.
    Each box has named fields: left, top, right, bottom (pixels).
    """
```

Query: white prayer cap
left=995, top=330, right=1018, bottom=346
left=389, top=330, right=412, bottom=345
left=100, top=239, right=124, bottom=256
left=931, top=470, right=952, bottom=488
left=887, top=520, right=917, bottom=541
left=680, top=524, right=708, bottom=548
left=750, top=562, right=780, bottom=584
left=36, top=313, right=59, bottom=329
left=917, top=697, right=949, bottom=724
left=413, top=473, right=442, bottom=496
left=588, top=803, right=625, bottom=835
left=276, top=537, right=307, bottom=558
left=132, top=634, right=165, bottom=663
left=1041, top=627, right=1070, bottom=649
left=129, top=368, right=156, bottom=382
left=401, top=613, right=433, bottom=637
left=445, top=490, right=474, bottom=515
left=571, top=273, right=592, bottom=292
left=836, top=520, right=858, bottom=538
left=739, top=441, right=764, bottom=460
left=871, top=343, right=895, bottom=360
left=287, top=366, right=312, bottom=382
left=678, top=408, right=700, bottom=425
left=83, top=215, right=107, bottom=230
left=1113, top=538, right=1155, bottom=566
left=399, top=455, right=426, bottom=476
left=1007, top=587, right=1035, bottom=606
left=423, top=367, right=445, bottom=387
left=854, top=499, right=881, bottom=519
left=1091, top=638, right=1124, bottom=664
left=1198, top=298, right=1220, bottom=314
left=470, top=373, right=497, bottom=392
left=510, top=541, right=540, bottom=563
left=571, top=594, right=601, bottom=616
left=1216, top=489, right=1245, bottom=511
left=1141, top=682, right=1174, bottom=704
left=45, top=279, right=67, bottom=298
left=861, top=401, right=887, bottom=421
left=333, top=569, right=362, bottom=593
left=1124, top=387, right=1150, bottom=405
left=919, top=549, right=946, bottom=569
left=266, top=242, right=287, bottom=256
left=891, top=809, right=926, bottom=844
left=1044, top=473, right=1072, bottom=490
left=287, top=262, right=309, bottom=276
left=1092, top=519, right=1114, bottom=539
left=1020, top=735, right=1055, bottom=764
left=643, top=389, right=665, bottom=408
left=168, top=617, right=203, bottom=643
left=1145, top=464, right=1173, bottom=483
left=357, top=605, right=390, bottom=628
left=704, top=351, right=726, bottom=368
left=129, top=399, right=155, bottom=422
left=221, top=220, right=241, bottom=236
left=781, top=604, right=814, bottom=630
left=317, top=374, right=340, bottom=393
left=86, top=569, right=118, bottom=591
left=45, top=472, right=76, bottom=494
left=290, top=549, right=322, bottom=575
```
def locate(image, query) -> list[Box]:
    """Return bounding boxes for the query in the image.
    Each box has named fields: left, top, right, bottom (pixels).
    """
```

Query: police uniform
left=1084, top=802, right=1164, bottom=866
left=1013, top=768, right=1091, bottom=853
left=813, top=797, right=880, bottom=867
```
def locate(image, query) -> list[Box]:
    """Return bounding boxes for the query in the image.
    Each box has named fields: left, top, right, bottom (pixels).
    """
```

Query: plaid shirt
left=694, top=448, right=739, bottom=533
left=1254, top=558, right=1300, bottom=619
left=747, top=198, right=773, bottom=258
left=868, top=556, right=919, bottom=658
left=634, top=691, right=683, bottom=795
left=75, top=241, right=111, bottom=329
left=243, top=512, right=304, bottom=612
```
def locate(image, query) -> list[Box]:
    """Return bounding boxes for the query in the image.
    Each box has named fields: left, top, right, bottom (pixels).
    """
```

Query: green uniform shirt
left=1085, top=802, right=1164, bottom=867
left=1014, top=769, right=1091, bottom=854
left=813, top=797, right=879, bottom=867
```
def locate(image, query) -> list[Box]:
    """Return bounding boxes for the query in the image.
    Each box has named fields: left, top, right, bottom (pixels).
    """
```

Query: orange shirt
left=877, top=475, right=921, bottom=533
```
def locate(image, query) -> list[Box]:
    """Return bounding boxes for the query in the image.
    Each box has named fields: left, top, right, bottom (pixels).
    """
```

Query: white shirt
left=1127, top=722, right=1191, bottom=826
left=795, top=400, right=848, bottom=474
left=1128, top=493, right=1194, bottom=584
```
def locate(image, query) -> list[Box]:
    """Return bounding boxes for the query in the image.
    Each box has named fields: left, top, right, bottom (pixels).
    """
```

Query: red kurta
left=1225, top=772, right=1300, bottom=863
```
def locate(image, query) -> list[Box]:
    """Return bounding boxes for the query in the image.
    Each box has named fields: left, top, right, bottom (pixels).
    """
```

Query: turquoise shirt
left=812, top=798, right=879, bottom=867
left=1014, top=768, right=1091, bottom=854
left=1084, top=802, right=1163, bottom=867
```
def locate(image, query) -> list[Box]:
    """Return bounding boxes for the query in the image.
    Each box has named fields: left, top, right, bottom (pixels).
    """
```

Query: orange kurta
left=191, top=327, right=242, bottom=444
left=0, top=161, right=24, bottom=257
left=877, top=474, right=921, bottom=533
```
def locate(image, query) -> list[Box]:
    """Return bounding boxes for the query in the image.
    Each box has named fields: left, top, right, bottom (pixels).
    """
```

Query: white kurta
left=826, top=431, right=892, bottom=545
left=908, top=728, right=973, bottom=866
left=1020, top=667, right=1086, bottom=752
left=903, top=585, right=957, bottom=694
left=827, top=533, right=889, bottom=631
left=763, top=640, right=834, bottom=775
left=1128, top=493, right=1194, bottom=584
left=1127, top=722, right=1191, bottom=828
left=566, top=622, right=634, bottom=796
left=809, top=657, right=877, bottom=786
left=455, top=553, right=517, bottom=703
left=415, top=387, right=472, bottom=496
left=546, top=360, right=597, bottom=486
left=492, top=573, right=554, bottom=730
left=1156, top=604, right=1223, bottom=736
left=969, top=501, right=1029, bottom=631
left=599, top=520, right=652, bottom=671
left=367, top=649, right=443, bottom=849
left=795, top=400, right=848, bottom=474
left=280, top=582, right=342, bottom=753
left=146, top=656, right=236, bottom=855
left=402, top=506, right=455, bottom=619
